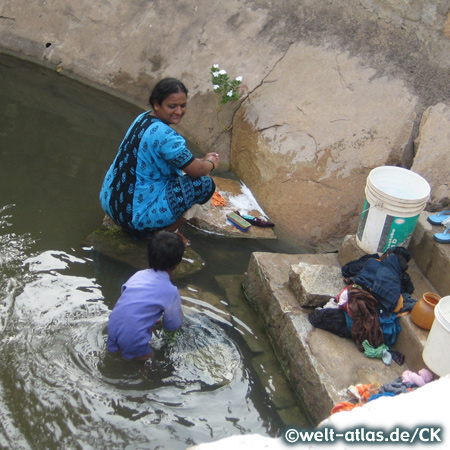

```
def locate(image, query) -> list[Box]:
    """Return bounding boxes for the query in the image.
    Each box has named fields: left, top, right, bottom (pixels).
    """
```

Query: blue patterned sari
left=100, top=112, right=215, bottom=235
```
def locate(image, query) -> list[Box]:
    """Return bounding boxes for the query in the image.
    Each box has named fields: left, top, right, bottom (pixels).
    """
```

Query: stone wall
left=361, top=0, right=450, bottom=37
left=1, top=0, right=449, bottom=249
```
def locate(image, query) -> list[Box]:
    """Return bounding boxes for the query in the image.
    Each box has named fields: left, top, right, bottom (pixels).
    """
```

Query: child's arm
left=162, top=292, right=183, bottom=332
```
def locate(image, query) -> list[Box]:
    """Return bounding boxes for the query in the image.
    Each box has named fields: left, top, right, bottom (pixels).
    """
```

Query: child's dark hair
left=147, top=231, right=185, bottom=271
left=149, top=78, right=188, bottom=108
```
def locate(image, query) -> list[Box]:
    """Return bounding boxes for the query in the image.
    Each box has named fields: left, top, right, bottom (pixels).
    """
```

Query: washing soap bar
left=226, top=212, right=252, bottom=232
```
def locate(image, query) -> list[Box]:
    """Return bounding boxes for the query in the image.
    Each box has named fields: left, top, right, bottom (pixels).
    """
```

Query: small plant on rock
left=210, top=64, right=243, bottom=131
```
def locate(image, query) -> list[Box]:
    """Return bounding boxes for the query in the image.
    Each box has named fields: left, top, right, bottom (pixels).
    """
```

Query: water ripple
left=0, top=238, right=261, bottom=449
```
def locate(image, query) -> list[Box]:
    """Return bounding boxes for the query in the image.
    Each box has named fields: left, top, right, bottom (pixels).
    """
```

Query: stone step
left=409, top=211, right=450, bottom=297
left=338, top=234, right=437, bottom=373
left=242, top=222, right=442, bottom=424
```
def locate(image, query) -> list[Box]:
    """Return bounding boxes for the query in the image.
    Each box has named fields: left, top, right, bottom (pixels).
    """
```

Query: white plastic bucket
left=356, top=166, right=430, bottom=254
left=423, top=295, right=450, bottom=376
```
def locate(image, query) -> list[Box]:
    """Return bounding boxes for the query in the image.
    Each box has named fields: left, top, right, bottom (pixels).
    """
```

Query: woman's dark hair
left=147, top=230, right=185, bottom=271
left=149, top=78, right=188, bottom=108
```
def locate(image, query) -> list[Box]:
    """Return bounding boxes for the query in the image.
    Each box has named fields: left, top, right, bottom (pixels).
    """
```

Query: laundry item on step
left=330, top=368, right=434, bottom=414
left=308, top=247, right=417, bottom=358
left=212, top=191, right=227, bottom=206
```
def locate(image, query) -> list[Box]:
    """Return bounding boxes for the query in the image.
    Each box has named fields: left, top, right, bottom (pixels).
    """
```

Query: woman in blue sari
left=100, top=78, right=220, bottom=245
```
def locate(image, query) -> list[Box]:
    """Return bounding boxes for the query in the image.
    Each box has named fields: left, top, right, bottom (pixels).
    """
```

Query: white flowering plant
left=210, top=64, right=243, bottom=130
left=211, top=64, right=243, bottom=104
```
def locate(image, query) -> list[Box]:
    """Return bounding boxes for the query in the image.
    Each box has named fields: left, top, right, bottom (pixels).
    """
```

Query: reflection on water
left=0, top=54, right=310, bottom=449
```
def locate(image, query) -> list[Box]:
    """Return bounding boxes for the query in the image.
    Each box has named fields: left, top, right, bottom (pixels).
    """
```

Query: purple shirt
left=106, top=269, right=183, bottom=359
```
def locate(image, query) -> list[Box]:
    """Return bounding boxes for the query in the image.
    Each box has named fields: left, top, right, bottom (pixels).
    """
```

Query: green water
left=0, top=53, right=311, bottom=450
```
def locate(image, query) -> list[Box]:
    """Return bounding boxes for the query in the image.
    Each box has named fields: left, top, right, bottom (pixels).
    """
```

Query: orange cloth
left=331, top=402, right=360, bottom=414
left=212, top=191, right=227, bottom=206
left=331, top=383, right=381, bottom=414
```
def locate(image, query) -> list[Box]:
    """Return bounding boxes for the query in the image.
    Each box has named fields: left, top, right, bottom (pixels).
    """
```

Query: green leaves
left=211, top=64, right=243, bottom=105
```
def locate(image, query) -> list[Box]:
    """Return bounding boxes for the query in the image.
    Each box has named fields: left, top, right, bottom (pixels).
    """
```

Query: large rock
left=412, top=102, right=450, bottom=211
left=231, top=42, right=418, bottom=250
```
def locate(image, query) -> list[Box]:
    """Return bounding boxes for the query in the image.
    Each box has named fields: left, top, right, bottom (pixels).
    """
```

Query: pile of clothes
left=330, top=368, right=434, bottom=414
left=308, top=247, right=417, bottom=361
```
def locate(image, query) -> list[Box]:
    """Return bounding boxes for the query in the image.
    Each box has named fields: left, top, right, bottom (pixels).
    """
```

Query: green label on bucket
left=377, top=214, right=420, bottom=253
left=356, top=198, right=370, bottom=241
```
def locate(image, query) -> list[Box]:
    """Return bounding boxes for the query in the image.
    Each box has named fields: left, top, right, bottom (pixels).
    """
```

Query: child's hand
left=162, top=327, right=179, bottom=344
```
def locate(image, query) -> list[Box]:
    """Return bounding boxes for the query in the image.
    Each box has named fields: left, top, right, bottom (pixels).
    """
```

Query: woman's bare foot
left=176, top=230, right=191, bottom=247
left=165, top=217, right=190, bottom=246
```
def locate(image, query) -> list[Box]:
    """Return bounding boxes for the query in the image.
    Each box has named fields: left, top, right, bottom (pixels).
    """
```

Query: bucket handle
left=361, top=200, right=383, bottom=214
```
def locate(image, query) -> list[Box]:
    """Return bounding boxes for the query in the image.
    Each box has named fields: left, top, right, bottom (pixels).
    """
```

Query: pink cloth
left=402, top=368, right=434, bottom=387
left=337, top=286, right=352, bottom=317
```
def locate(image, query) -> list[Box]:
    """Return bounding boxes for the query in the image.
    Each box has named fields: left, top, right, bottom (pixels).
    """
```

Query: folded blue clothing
left=351, top=253, right=403, bottom=312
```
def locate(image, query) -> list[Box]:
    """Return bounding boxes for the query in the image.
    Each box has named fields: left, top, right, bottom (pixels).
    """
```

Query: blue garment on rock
left=100, top=112, right=215, bottom=235
left=378, top=376, right=416, bottom=395
left=351, top=253, right=403, bottom=312
left=106, top=269, right=183, bottom=359
left=368, top=392, right=396, bottom=401
left=378, top=311, right=401, bottom=347
left=400, top=292, right=417, bottom=312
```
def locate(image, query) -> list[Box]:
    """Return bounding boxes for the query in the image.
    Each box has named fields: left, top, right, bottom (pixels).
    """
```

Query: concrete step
left=243, top=252, right=406, bottom=424
left=409, top=211, right=450, bottom=298
left=242, top=213, right=447, bottom=424
left=338, top=234, right=437, bottom=374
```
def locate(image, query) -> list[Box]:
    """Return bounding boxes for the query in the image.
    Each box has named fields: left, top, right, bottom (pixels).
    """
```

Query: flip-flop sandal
left=434, top=227, right=450, bottom=244
left=428, top=210, right=450, bottom=225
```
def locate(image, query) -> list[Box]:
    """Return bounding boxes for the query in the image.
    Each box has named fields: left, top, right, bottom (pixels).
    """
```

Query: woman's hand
left=203, top=153, right=220, bottom=172
left=184, top=152, right=220, bottom=177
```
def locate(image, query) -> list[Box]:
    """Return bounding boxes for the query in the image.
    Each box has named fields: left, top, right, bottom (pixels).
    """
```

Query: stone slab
left=189, top=176, right=277, bottom=240
left=289, top=263, right=345, bottom=307
left=84, top=216, right=205, bottom=279
left=243, top=250, right=437, bottom=424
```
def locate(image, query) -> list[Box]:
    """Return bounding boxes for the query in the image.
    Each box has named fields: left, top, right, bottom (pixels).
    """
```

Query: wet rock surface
left=189, top=176, right=277, bottom=240
left=84, top=215, right=205, bottom=279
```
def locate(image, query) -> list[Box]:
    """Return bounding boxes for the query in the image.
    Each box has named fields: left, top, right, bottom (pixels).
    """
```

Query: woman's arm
left=183, top=152, right=220, bottom=177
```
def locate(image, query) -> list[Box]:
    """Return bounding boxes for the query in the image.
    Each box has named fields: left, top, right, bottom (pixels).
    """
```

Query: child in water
left=106, top=231, right=184, bottom=360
